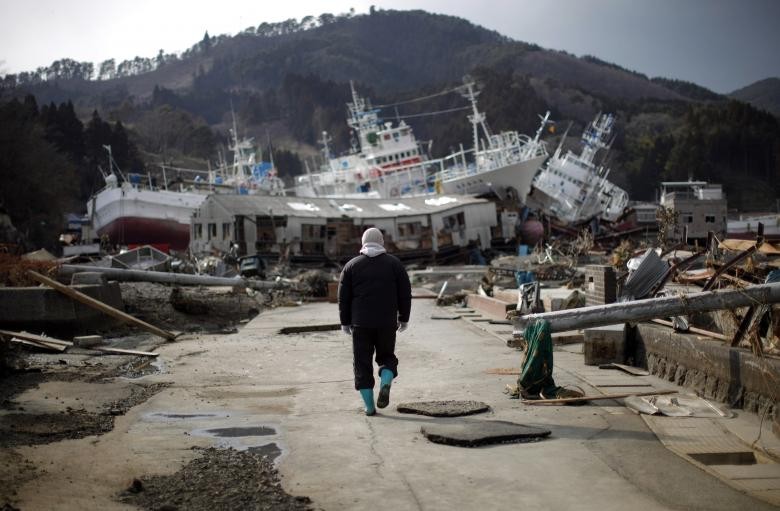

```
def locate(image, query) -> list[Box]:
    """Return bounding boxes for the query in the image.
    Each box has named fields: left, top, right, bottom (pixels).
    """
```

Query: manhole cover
left=396, top=400, right=490, bottom=417
left=421, top=420, right=551, bottom=447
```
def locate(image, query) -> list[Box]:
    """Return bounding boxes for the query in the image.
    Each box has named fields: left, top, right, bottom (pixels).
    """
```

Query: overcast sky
left=0, top=0, right=777, bottom=93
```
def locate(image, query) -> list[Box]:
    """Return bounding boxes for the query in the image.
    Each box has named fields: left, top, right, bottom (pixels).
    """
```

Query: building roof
left=201, top=193, right=492, bottom=219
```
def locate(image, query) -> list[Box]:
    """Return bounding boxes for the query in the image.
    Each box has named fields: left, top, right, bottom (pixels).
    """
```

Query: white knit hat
left=361, top=227, right=384, bottom=246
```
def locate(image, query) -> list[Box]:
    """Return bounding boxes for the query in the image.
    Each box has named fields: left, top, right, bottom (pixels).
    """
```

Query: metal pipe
left=512, top=282, right=780, bottom=334
left=59, top=265, right=290, bottom=291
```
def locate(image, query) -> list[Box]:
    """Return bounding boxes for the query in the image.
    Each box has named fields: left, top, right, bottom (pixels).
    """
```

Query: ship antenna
left=102, top=145, right=127, bottom=182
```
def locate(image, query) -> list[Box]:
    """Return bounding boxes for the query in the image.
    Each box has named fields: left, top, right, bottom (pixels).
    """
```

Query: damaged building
left=660, top=181, right=727, bottom=241
left=190, top=194, right=497, bottom=262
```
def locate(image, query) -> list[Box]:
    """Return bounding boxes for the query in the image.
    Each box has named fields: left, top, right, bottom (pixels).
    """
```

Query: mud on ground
left=0, top=348, right=170, bottom=508
left=119, top=447, right=313, bottom=511
left=120, top=282, right=264, bottom=332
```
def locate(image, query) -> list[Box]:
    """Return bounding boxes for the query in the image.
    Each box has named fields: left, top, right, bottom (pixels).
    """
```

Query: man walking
left=338, top=227, right=412, bottom=416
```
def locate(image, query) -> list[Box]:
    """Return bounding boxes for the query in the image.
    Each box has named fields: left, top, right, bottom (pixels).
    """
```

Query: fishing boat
left=294, top=80, right=550, bottom=201
left=87, top=114, right=284, bottom=252
left=528, top=113, right=629, bottom=224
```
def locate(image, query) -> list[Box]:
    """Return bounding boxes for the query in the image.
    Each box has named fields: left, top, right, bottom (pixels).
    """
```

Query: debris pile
left=119, top=447, right=312, bottom=511
left=0, top=254, right=57, bottom=287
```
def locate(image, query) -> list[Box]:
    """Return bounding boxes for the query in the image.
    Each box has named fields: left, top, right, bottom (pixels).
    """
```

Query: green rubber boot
left=377, top=369, right=393, bottom=409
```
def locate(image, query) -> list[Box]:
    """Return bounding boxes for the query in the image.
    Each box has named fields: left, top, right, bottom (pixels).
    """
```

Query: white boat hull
left=87, top=185, right=207, bottom=250
left=440, top=154, right=547, bottom=201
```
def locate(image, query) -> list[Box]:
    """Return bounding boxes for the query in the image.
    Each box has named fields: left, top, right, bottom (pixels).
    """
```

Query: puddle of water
left=688, top=452, right=757, bottom=465
left=205, top=426, right=276, bottom=437
left=189, top=422, right=284, bottom=455
left=144, top=411, right=231, bottom=421
left=248, top=442, right=282, bottom=461
left=155, top=413, right=217, bottom=419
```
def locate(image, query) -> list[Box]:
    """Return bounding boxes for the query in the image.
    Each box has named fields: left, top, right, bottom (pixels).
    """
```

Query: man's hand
left=341, top=325, right=353, bottom=335
left=397, top=322, right=408, bottom=333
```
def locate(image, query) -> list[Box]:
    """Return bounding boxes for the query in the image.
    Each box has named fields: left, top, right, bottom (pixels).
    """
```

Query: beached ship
left=528, top=113, right=629, bottom=224
left=87, top=115, right=284, bottom=252
left=294, top=81, right=549, bottom=201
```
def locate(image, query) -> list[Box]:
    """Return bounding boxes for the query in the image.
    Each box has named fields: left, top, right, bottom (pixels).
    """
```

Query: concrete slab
left=396, top=400, right=490, bottom=417
left=421, top=420, right=551, bottom=447
left=465, top=294, right=514, bottom=318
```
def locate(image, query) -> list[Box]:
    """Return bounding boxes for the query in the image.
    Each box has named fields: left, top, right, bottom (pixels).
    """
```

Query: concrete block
left=465, top=294, right=514, bottom=319
left=583, top=323, right=626, bottom=365
left=492, top=288, right=519, bottom=305
left=73, top=335, right=104, bottom=347
left=70, top=272, right=108, bottom=286
left=542, top=296, right=564, bottom=312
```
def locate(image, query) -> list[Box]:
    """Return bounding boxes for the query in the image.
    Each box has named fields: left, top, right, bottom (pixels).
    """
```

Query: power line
left=395, top=106, right=471, bottom=120
left=373, top=85, right=463, bottom=108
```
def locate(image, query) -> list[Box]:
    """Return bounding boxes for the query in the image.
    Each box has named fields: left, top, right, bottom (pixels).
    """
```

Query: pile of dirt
left=0, top=409, right=114, bottom=448
left=120, top=282, right=263, bottom=332
left=119, top=447, right=312, bottom=511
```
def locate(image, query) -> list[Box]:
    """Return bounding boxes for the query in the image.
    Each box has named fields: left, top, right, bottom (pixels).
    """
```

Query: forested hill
left=6, top=10, right=687, bottom=113
left=1, top=8, right=779, bottom=250
left=730, top=78, right=780, bottom=117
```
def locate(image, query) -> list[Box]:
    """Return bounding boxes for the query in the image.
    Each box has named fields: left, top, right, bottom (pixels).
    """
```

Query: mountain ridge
left=729, top=77, right=780, bottom=116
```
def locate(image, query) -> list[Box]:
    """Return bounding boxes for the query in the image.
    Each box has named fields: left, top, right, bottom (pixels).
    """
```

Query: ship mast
left=459, top=79, right=491, bottom=153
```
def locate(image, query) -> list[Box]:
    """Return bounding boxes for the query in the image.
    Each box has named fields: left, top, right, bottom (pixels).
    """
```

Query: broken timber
left=522, top=389, right=676, bottom=405
left=27, top=270, right=177, bottom=341
left=58, top=265, right=291, bottom=290
left=511, top=281, right=780, bottom=334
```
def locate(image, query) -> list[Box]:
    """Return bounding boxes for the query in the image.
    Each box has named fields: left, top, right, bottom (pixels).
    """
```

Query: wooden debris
left=650, top=318, right=730, bottom=341
left=0, top=329, right=73, bottom=346
left=521, top=389, right=677, bottom=405
left=9, top=337, right=67, bottom=352
left=598, top=363, right=650, bottom=376
left=88, top=346, right=159, bottom=357
left=27, top=270, right=177, bottom=341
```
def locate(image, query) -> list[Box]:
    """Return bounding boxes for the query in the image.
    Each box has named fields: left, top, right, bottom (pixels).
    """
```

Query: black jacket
left=338, top=253, right=412, bottom=328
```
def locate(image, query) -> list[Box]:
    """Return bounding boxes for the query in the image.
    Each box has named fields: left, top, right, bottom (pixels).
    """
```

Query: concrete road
left=11, top=298, right=775, bottom=510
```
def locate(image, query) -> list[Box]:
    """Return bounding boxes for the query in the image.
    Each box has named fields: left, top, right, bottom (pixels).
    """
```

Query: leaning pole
left=511, top=282, right=780, bottom=334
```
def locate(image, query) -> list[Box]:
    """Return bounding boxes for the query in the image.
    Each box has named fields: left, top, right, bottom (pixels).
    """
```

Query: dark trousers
left=352, top=326, right=398, bottom=390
